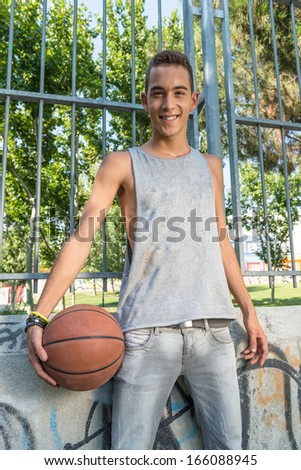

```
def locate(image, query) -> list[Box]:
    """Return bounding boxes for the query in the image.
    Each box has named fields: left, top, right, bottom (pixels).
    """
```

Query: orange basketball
left=42, top=304, right=125, bottom=391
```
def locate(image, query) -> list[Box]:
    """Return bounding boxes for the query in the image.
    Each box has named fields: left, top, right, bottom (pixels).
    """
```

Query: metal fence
left=227, top=0, right=301, bottom=288
left=0, top=0, right=300, bottom=296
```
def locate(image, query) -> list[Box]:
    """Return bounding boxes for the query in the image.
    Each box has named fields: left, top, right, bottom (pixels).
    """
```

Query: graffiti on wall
left=0, top=320, right=300, bottom=450
left=0, top=403, right=35, bottom=450
left=0, top=321, right=26, bottom=352
left=233, top=322, right=301, bottom=450
left=63, top=378, right=198, bottom=450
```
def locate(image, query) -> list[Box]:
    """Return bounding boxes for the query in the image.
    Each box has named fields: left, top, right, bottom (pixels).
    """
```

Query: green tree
left=0, top=0, right=102, bottom=308
left=221, top=0, right=301, bottom=299
left=226, top=161, right=301, bottom=300
left=226, top=0, right=301, bottom=172
left=105, top=0, right=184, bottom=151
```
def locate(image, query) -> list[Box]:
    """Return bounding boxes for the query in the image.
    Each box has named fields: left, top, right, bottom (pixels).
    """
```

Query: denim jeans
left=111, top=321, right=242, bottom=450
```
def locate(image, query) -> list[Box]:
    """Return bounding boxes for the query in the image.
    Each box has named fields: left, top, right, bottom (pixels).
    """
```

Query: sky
left=79, top=0, right=182, bottom=28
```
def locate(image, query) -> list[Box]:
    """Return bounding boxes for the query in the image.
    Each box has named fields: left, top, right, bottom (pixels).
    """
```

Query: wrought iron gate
left=0, top=0, right=300, bottom=301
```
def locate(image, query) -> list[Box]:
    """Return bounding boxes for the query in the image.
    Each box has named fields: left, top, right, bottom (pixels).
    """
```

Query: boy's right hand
left=27, top=326, right=60, bottom=388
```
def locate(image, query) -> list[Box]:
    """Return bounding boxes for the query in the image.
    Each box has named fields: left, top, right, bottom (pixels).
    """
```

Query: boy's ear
left=190, top=91, right=199, bottom=112
left=141, top=92, right=149, bottom=112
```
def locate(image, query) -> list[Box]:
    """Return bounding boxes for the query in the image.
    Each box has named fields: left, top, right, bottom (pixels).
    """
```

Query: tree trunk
left=58, top=296, right=65, bottom=311
left=10, top=281, right=16, bottom=311
left=71, top=284, right=75, bottom=306
left=270, top=276, right=275, bottom=303
left=25, top=198, right=36, bottom=311
left=93, top=278, right=97, bottom=296
left=7, top=164, right=36, bottom=311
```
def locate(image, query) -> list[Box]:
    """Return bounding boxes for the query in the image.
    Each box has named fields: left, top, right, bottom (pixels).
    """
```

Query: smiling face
left=141, top=64, right=198, bottom=142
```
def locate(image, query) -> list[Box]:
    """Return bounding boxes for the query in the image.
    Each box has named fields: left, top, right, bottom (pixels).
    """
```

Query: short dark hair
left=145, top=50, right=194, bottom=93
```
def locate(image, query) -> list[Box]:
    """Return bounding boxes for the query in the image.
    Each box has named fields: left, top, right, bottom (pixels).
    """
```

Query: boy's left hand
left=242, top=315, right=268, bottom=367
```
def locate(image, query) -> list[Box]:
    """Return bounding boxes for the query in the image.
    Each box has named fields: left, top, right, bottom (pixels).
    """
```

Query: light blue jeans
left=111, top=322, right=242, bottom=450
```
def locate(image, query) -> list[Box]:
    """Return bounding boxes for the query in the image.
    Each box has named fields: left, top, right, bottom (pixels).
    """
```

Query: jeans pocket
left=209, top=326, right=233, bottom=345
left=125, top=328, right=154, bottom=351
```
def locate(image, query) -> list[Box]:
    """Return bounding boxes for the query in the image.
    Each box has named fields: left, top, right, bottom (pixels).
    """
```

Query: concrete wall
left=0, top=306, right=300, bottom=450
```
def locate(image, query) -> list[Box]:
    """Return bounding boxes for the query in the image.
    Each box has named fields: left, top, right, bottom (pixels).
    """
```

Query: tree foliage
left=223, top=0, right=301, bottom=267
left=226, top=161, right=301, bottom=269
left=227, top=0, right=301, bottom=173
left=0, top=0, right=102, bottom=298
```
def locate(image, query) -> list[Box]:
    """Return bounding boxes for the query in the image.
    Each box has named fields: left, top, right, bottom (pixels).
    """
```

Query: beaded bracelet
left=24, top=313, right=49, bottom=333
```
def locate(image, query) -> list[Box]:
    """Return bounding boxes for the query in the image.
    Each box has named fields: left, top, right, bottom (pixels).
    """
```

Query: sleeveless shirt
left=116, top=146, right=237, bottom=332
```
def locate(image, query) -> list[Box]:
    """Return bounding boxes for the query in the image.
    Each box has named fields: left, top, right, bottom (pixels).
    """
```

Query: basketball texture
left=42, top=304, right=125, bottom=391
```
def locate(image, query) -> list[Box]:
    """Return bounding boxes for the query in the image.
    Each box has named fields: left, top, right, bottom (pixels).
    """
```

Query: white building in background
left=241, top=221, right=301, bottom=277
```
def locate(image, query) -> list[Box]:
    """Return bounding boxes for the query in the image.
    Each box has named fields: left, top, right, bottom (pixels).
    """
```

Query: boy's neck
left=142, top=136, right=191, bottom=159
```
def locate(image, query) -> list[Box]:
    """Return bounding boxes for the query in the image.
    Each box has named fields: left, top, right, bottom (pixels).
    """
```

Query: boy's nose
left=162, top=94, right=175, bottom=110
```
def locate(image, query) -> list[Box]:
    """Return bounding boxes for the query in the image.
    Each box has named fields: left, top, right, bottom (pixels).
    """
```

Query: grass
left=0, top=290, right=120, bottom=316
left=1, top=282, right=300, bottom=315
left=61, top=282, right=301, bottom=310
left=232, top=282, right=301, bottom=307
left=62, top=290, right=120, bottom=313
left=67, top=283, right=301, bottom=309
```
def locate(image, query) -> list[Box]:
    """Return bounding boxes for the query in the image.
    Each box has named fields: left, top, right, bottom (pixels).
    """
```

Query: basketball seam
left=43, top=335, right=124, bottom=347
left=44, top=350, right=124, bottom=375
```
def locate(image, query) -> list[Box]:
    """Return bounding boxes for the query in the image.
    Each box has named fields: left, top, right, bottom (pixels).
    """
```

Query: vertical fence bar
left=291, top=2, right=301, bottom=101
left=102, top=0, right=107, bottom=157
left=183, top=0, right=199, bottom=150
left=70, top=0, right=78, bottom=235
left=248, top=0, right=273, bottom=286
left=269, top=0, right=297, bottom=287
left=0, top=0, right=15, bottom=266
left=200, top=0, right=222, bottom=157
left=220, top=0, right=244, bottom=268
left=102, top=0, right=108, bottom=299
left=131, top=0, right=136, bottom=147
left=158, top=0, right=162, bottom=51
left=69, top=0, right=78, bottom=302
left=33, top=0, right=48, bottom=293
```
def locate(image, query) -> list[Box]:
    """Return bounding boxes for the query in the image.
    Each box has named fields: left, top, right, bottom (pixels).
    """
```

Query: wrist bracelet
left=30, top=311, right=49, bottom=324
left=24, top=314, right=48, bottom=333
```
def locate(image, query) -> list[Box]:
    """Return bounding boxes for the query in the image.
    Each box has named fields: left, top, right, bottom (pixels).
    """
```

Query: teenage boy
left=26, top=50, right=268, bottom=450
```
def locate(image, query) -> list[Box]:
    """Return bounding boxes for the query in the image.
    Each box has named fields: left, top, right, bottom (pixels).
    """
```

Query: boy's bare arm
left=205, top=154, right=268, bottom=367
left=27, top=152, right=129, bottom=386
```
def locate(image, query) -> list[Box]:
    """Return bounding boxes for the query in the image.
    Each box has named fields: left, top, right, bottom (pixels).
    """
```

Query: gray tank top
left=116, top=146, right=236, bottom=332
